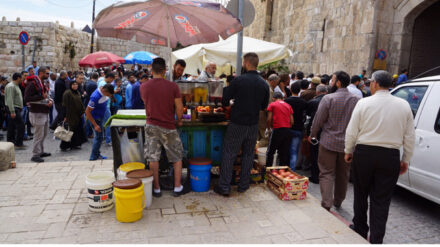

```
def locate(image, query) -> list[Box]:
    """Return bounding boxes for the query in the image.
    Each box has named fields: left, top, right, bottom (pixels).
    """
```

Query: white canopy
left=171, top=34, right=293, bottom=75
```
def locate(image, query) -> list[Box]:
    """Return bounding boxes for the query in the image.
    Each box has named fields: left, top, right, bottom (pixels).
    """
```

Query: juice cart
left=109, top=109, right=228, bottom=178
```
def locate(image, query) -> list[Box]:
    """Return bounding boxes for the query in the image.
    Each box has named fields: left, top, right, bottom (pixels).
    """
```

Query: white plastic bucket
left=140, top=176, right=154, bottom=208
left=86, top=171, right=115, bottom=212
left=257, top=147, right=278, bottom=166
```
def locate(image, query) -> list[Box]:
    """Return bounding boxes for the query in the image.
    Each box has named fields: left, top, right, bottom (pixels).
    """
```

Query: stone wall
left=0, top=20, right=92, bottom=75
left=97, top=37, right=171, bottom=64
left=244, top=0, right=437, bottom=76
left=0, top=20, right=170, bottom=77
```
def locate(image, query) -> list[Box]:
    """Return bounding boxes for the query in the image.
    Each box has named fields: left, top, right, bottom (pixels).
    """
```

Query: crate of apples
left=266, top=166, right=309, bottom=193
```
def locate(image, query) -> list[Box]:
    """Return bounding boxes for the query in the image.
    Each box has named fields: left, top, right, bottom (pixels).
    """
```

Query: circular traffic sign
left=376, top=49, right=387, bottom=60
left=19, top=31, right=29, bottom=45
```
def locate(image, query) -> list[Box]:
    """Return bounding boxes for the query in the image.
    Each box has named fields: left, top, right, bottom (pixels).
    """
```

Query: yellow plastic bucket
left=117, top=162, right=145, bottom=180
left=114, top=183, right=145, bottom=223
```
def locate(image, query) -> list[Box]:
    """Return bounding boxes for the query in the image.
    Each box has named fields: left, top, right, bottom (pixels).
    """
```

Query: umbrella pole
left=166, top=4, right=173, bottom=81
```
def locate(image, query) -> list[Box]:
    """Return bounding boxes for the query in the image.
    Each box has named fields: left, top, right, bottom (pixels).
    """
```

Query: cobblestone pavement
left=0, top=160, right=367, bottom=244
left=7, top=128, right=440, bottom=244
left=11, top=129, right=114, bottom=163
left=297, top=169, right=440, bottom=244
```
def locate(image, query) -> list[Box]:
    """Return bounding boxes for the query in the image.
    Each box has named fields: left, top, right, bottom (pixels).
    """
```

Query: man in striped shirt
left=309, top=71, right=359, bottom=211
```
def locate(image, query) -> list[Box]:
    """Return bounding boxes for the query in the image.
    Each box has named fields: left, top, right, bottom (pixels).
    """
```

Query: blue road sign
left=19, top=31, right=29, bottom=45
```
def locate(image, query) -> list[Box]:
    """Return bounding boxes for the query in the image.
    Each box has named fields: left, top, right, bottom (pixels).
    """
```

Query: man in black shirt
left=215, top=53, right=269, bottom=196
left=50, top=71, right=68, bottom=130
left=306, top=84, right=328, bottom=183
left=284, top=81, right=308, bottom=171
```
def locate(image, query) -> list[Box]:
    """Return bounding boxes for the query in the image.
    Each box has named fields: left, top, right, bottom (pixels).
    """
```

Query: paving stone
left=0, top=233, right=8, bottom=241
left=223, top=215, right=240, bottom=224
left=40, top=236, right=77, bottom=244
left=208, top=217, right=225, bottom=225
left=268, top=234, right=291, bottom=244
left=291, top=222, right=330, bottom=240
left=149, top=234, right=201, bottom=244
left=44, top=222, right=67, bottom=239
left=174, top=194, right=217, bottom=213
left=67, top=213, right=102, bottom=228
left=149, top=195, right=174, bottom=210
left=161, top=208, right=176, bottom=215
left=36, top=208, right=73, bottom=224
left=200, top=231, right=236, bottom=244
left=6, top=231, right=46, bottom=241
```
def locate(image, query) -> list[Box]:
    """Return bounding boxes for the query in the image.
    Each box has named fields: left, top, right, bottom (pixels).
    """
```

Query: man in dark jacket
left=306, top=84, right=328, bottom=183
left=50, top=71, right=68, bottom=130
left=24, top=66, right=53, bottom=163
left=214, top=53, right=269, bottom=196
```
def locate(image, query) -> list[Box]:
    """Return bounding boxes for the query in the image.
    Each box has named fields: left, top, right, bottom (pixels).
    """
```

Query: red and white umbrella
left=93, top=0, right=243, bottom=48
left=79, top=51, right=125, bottom=68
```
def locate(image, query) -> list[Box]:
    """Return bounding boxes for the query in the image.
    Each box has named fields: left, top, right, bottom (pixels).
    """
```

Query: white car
left=391, top=75, right=440, bottom=205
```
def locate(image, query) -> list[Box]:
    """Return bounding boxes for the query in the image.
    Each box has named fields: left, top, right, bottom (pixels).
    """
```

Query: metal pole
left=21, top=45, right=25, bottom=71
left=90, top=0, right=96, bottom=53
left=31, top=37, right=36, bottom=63
left=236, top=0, right=244, bottom=76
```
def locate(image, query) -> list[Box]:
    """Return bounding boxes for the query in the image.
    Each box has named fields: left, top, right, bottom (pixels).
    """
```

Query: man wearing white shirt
left=347, top=75, right=363, bottom=99
left=344, top=70, right=415, bottom=244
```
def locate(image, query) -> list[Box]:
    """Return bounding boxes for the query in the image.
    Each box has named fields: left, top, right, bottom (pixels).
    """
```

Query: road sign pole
left=236, top=0, right=244, bottom=76
left=22, top=45, right=25, bottom=71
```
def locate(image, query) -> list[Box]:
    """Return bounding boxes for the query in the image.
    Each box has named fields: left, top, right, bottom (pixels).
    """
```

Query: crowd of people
left=0, top=54, right=414, bottom=243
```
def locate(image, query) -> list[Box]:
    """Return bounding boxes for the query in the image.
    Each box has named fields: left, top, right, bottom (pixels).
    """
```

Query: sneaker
left=31, top=156, right=44, bottom=163
left=40, top=153, right=51, bottom=158
left=173, top=186, right=190, bottom=197
left=99, top=155, right=107, bottom=160
left=153, top=191, right=162, bottom=198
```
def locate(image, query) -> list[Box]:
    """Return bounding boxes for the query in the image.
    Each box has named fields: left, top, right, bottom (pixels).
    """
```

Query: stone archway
left=408, top=1, right=440, bottom=77
left=395, top=0, right=439, bottom=77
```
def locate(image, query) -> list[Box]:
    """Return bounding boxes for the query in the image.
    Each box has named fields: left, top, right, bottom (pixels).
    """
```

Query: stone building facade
left=0, top=19, right=171, bottom=77
left=244, top=0, right=440, bottom=78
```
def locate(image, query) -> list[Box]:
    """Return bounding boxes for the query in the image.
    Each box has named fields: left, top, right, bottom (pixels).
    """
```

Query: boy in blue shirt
left=85, top=84, right=114, bottom=161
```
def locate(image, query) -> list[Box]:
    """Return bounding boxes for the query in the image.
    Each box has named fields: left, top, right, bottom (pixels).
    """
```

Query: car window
left=392, top=86, right=428, bottom=117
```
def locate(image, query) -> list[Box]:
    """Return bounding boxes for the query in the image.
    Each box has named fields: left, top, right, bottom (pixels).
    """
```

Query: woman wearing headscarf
left=60, top=80, right=87, bottom=151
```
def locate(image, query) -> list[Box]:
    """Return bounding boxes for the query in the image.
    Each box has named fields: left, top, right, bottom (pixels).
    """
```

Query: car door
left=391, top=83, right=431, bottom=188
left=406, top=83, right=440, bottom=203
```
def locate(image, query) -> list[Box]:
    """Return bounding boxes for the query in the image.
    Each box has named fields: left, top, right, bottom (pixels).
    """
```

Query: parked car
left=391, top=75, right=440, bottom=205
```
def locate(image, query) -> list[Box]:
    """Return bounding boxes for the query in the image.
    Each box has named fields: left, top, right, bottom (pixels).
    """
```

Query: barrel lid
left=119, top=162, right=145, bottom=172
left=127, top=169, right=153, bottom=179
left=113, top=179, right=142, bottom=189
left=189, top=158, right=212, bottom=166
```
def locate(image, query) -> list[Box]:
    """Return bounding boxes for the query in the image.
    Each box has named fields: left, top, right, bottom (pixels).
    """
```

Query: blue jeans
left=289, top=130, right=303, bottom=171
left=90, top=119, right=104, bottom=160
left=85, top=119, right=93, bottom=137
left=103, top=109, right=111, bottom=144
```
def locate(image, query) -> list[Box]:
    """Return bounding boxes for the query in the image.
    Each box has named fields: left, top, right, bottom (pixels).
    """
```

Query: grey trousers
left=29, top=112, right=49, bottom=158
left=218, top=123, right=259, bottom=192
left=318, top=145, right=351, bottom=209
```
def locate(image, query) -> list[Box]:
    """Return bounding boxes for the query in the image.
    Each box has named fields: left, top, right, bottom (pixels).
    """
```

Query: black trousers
left=352, top=144, right=400, bottom=244
left=7, top=108, right=25, bottom=146
left=266, top=128, right=292, bottom=167
left=309, top=143, right=320, bottom=183
left=50, top=103, right=65, bottom=130
left=218, top=123, right=258, bottom=192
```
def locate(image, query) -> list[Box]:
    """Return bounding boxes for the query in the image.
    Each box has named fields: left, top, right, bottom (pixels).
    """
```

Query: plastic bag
left=120, top=129, right=144, bottom=164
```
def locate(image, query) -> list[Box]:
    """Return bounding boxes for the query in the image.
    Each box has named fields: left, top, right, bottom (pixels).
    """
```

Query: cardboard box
left=267, top=180, right=307, bottom=201
left=265, top=166, right=309, bottom=192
